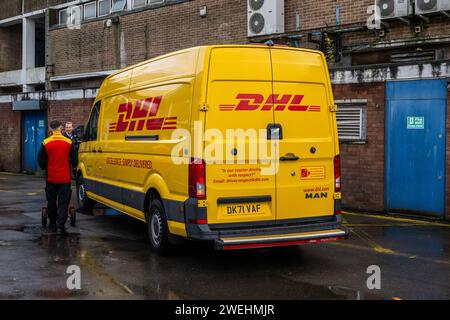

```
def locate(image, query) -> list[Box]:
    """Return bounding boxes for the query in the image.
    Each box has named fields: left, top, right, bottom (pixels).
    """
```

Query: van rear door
left=270, top=48, right=336, bottom=221
left=204, top=47, right=276, bottom=226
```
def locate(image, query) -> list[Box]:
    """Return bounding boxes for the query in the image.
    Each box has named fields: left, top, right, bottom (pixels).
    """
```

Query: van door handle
left=97, top=148, right=102, bottom=153
left=92, top=149, right=97, bottom=153
left=280, top=153, right=299, bottom=161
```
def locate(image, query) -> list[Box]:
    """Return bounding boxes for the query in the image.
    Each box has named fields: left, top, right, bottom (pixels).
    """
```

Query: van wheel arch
left=144, top=188, right=163, bottom=223
left=76, top=169, right=82, bottom=181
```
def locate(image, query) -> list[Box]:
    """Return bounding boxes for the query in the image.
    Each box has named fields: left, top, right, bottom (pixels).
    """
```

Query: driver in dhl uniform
left=38, top=120, right=78, bottom=236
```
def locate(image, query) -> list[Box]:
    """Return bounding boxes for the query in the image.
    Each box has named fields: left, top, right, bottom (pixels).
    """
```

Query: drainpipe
left=45, top=0, right=50, bottom=91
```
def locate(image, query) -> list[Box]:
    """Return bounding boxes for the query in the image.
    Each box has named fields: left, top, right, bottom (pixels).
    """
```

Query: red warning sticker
left=300, top=167, right=326, bottom=180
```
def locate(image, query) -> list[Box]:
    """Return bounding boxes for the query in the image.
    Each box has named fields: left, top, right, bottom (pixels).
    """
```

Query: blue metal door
left=385, top=79, right=447, bottom=217
left=23, top=111, right=47, bottom=173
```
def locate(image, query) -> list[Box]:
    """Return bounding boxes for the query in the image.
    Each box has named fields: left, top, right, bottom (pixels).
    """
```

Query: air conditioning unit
left=247, top=0, right=284, bottom=37
left=375, top=0, right=412, bottom=19
left=415, top=0, right=450, bottom=14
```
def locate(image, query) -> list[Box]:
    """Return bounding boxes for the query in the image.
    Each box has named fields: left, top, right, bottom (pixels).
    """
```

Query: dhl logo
left=219, top=94, right=321, bottom=112
left=109, top=96, right=177, bottom=133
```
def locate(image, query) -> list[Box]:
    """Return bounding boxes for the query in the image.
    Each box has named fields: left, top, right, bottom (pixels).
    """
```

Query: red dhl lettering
left=219, top=94, right=321, bottom=112
left=109, top=96, right=177, bottom=133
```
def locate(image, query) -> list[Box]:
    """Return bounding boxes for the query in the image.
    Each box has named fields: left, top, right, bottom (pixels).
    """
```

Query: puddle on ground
left=33, top=234, right=81, bottom=264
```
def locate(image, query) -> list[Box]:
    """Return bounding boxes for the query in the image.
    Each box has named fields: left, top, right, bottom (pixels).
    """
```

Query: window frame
left=132, top=0, right=147, bottom=9
left=85, top=101, right=101, bottom=142
left=58, top=8, right=68, bottom=25
left=335, top=100, right=368, bottom=143
left=111, top=0, right=127, bottom=12
left=98, top=0, right=111, bottom=17
left=84, top=2, right=97, bottom=20
left=68, top=5, right=83, bottom=26
left=148, top=0, right=164, bottom=5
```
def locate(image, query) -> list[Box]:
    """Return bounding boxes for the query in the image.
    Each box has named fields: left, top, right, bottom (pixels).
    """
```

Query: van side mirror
left=74, top=125, right=85, bottom=141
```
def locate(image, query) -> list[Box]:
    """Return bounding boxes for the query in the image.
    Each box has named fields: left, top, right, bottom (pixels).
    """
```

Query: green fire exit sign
left=407, top=116, right=425, bottom=130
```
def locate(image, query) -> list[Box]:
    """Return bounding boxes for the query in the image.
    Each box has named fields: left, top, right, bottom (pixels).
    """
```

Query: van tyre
left=76, top=175, right=95, bottom=213
left=148, top=199, right=171, bottom=255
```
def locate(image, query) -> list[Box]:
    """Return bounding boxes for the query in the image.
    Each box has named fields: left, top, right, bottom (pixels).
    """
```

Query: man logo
left=305, top=192, right=328, bottom=199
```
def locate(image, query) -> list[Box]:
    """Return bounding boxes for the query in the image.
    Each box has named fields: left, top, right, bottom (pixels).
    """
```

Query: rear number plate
left=226, top=203, right=262, bottom=215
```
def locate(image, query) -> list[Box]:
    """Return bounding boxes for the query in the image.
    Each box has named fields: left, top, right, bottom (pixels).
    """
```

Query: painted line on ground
left=348, top=226, right=396, bottom=255
left=78, top=250, right=134, bottom=295
left=0, top=189, right=21, bottom=194
left=329, top=241, right=450, bottom=266
left=344, top=212, right=450, bottom=228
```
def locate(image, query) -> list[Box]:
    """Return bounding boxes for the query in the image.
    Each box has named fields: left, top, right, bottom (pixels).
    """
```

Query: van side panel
left=101, top=49, right=199, bottom=227
left=79, top=70, right=132, bottom=216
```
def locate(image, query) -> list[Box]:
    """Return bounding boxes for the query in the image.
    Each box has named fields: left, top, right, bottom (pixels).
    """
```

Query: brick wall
left=333, top=83, right=386, bottom=212
left=342, top=16, right=450, bottom=49
left=0, top=24, right=22, bottom=72
left=24, top=0, right=72, bottom=13
left=335, top=82, right=450, bottom=219
left=121, top=0, right=247, bottom=66
left=0, top=99, right=93, bottom=173
left=285, top=0, right=373, bottom=31
left=48, top=19, right=118, bottom=76
left=47, top=0, right=450, bottom=77
left=0, top=0, right=21, bottom=20
left=47, top=99, right=94, bottom=129
left=0, top=104, right=21, bottom=173
left=48, top=0, right=248, bottom=76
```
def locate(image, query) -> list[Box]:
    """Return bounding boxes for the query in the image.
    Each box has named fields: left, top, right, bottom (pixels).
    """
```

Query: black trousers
left=45, top=182, right=71, bottom=229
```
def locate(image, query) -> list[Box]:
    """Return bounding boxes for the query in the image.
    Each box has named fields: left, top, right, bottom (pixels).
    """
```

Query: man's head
left=49, top=120, right=63, bottom=132
left=65, top=121, right=74, bottom=134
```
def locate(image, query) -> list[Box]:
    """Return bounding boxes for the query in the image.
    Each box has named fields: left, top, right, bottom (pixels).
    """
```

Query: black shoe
left=48, top=223, right=57, bottom=233
left=57, top=228, right=68, bottom=237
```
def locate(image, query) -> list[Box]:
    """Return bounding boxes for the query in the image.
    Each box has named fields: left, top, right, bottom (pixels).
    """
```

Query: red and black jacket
left=38, top=131, right=77, bottom=184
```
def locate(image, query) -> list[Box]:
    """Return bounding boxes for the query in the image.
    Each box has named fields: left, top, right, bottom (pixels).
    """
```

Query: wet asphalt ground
left=0, top=172, right=449, bottom=300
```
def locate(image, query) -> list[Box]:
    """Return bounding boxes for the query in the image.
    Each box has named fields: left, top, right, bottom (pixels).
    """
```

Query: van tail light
left=334, top=155, right=341, bottom=192
left=189, top=158, right=206, bottom=199
left=188, top=219, right=208, bottom=225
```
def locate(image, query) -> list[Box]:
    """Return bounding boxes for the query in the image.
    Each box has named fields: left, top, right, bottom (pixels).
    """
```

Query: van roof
left=96, top=45, right=325, bottom=101
left=104, top=44, right=324, bottom=81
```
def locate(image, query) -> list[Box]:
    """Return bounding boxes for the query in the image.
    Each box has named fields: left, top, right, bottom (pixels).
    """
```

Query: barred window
left=335, top=101, right=367, bottom=142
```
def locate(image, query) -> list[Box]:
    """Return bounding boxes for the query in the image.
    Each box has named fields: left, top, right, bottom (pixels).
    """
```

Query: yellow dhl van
left=76, top=44, right=348, bottom=253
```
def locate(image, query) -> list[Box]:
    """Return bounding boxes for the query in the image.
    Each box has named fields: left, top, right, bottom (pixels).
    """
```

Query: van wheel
left=76, top=175, right=95, bottom=213
left=148, top=199, right=171, bottom=255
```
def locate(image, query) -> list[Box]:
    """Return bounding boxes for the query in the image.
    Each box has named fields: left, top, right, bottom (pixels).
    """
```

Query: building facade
left=1, top=0, right=449, bottom=219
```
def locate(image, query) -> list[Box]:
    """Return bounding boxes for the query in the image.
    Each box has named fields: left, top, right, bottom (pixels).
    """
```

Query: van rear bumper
left=183, top=199, right=348, bottom=250
left=216, top=228, right=347, bottom=250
